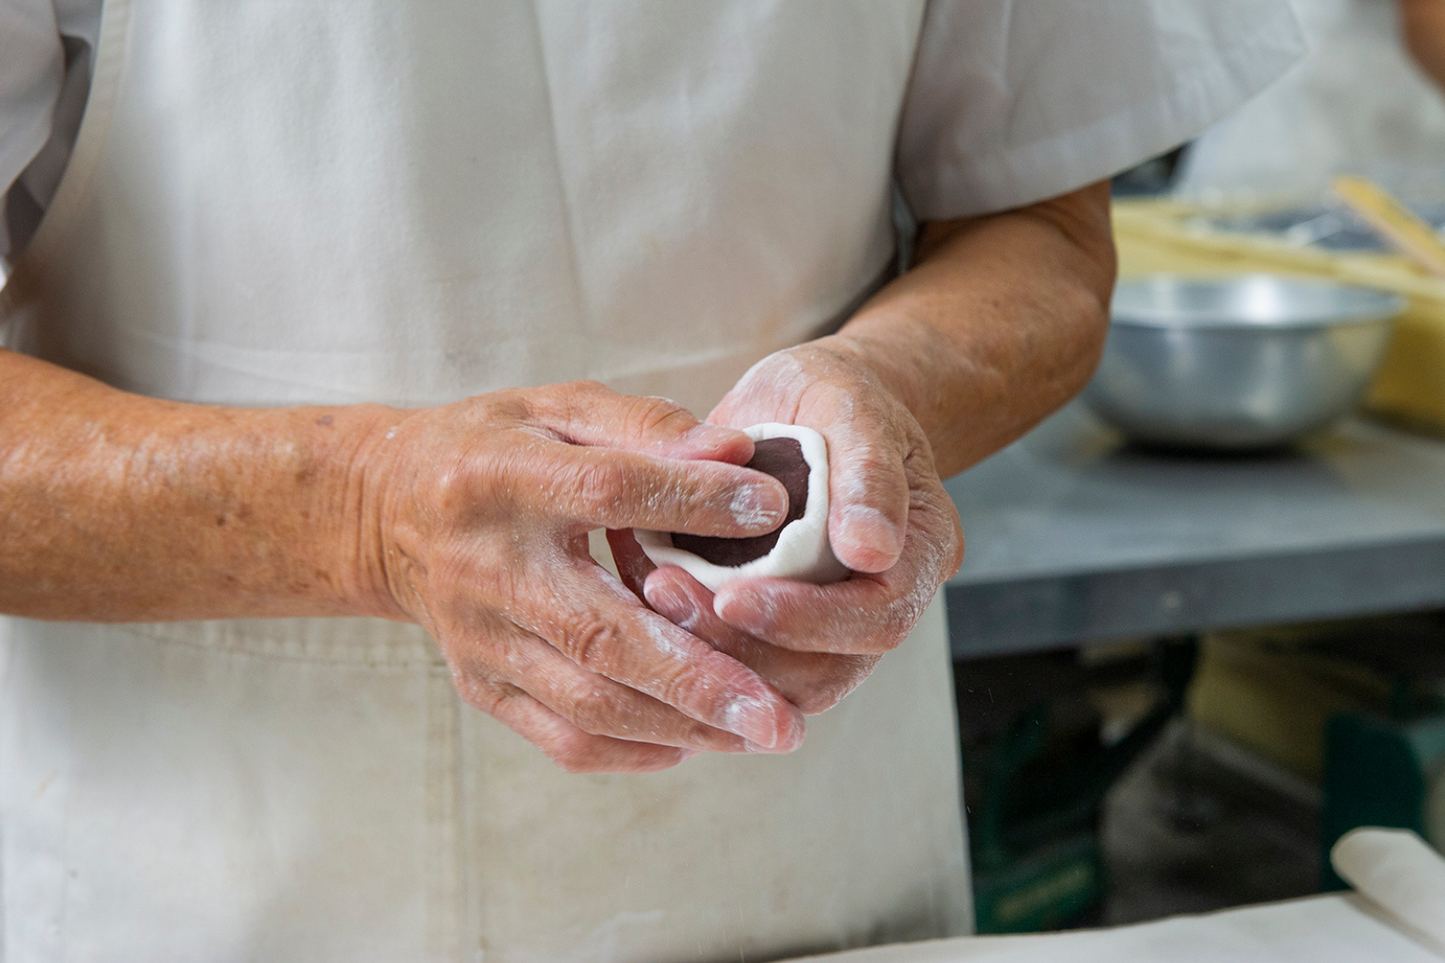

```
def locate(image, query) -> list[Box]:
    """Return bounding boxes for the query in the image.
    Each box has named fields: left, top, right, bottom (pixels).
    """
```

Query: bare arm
left=0, top=182, right=1111, bottom=620
left=1, top=181, right=1113, bottom=764
left=0, top=352, right=807, bottom=770
left=838, top=180, right=1115, bottom=478
left=620, top=182, right=1115, bottom=710
left=1402, top=0, right=1445, bottom=91
left=0, top=356, right=385, bottom=621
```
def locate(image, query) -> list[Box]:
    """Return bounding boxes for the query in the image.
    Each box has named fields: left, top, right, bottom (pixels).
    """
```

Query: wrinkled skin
left=1, top=182, right=1113, bottom=774
left=609, top=340, right=965, bottom=715
left=602, top=181, right=1119, bottom=748
left=360, top=381, right=808, bottom=772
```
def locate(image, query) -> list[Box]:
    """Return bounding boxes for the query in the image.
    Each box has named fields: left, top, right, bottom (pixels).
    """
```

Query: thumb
left=828, top=436, right=909, bottom=574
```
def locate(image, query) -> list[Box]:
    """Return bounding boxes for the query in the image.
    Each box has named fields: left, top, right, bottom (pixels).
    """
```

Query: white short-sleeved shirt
left=0, top=4, right=1308, bottom=961
left=2, top=0, right=1304, bottom=273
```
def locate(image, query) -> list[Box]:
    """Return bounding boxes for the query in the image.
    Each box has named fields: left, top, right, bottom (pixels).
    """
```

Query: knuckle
left=568, top=682, right=623, bottom=735
left=471, top=443, right=535, bottom=513
left=448, top=666, right=505, bottom=715
left=629, top=395, right=694, bottom=438
left=792, top=658, right=875, bottom=713
left=564, top=459, right=627, bottom=519
left=455, top=683, right=494, bottom=716
left=563, top=381, right=611, bottom=421
left=643, top=659, right=695, bottom=712
left=563, top=615, right=621, bottom=671
left=549, top=736, right=601, bottom=774
left=653, top=662, right=723, bottom=720
left=793, top=685, right=843, bottom=715
left=481, top=388, right=531, bottom=421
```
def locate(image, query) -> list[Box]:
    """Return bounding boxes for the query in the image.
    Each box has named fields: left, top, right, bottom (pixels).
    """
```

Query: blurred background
left=947, top=0, right=1445, bottom=933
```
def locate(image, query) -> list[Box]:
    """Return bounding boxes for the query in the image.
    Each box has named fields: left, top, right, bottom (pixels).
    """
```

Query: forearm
left=829, top=181, right=1115, bottom=478
left=0, top=350, right=812, bottom=766
left=0, top=348, right=393, bottom=621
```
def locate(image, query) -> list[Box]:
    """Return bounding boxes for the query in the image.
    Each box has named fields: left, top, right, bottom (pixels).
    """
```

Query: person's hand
left=608, top=340, right=965, bottom=714
left=352, top=381, right=805, bottom=773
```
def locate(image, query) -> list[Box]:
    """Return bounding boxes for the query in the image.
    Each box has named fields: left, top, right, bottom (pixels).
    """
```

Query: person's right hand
left=346, top=381, right=804, bottom=774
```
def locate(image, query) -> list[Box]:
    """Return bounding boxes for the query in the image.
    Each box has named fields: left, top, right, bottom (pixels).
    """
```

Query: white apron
left=0, top=1, right=971, bottom=960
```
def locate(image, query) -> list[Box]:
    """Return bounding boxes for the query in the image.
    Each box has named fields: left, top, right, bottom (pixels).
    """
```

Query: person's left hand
left=607, top=338, right=965, bottom=715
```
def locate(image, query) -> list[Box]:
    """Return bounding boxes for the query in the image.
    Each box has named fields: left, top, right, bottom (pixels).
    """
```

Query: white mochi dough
left=635, top=423, right=848, bottom=592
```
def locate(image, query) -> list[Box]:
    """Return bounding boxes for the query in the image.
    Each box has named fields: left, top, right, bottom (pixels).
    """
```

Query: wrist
left=315, top=403, right=413, bottom=622
left=819, top=320, right=968, bottom=451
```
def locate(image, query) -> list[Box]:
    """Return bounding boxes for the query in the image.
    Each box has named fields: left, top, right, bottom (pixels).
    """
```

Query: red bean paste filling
left=672, top=437, right=810, bottom=568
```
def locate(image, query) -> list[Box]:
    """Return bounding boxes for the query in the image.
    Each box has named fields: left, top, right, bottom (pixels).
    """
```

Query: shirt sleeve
left=0, top=0, right=64, bottom=270
left=896, top=0, right=1308, bottom=220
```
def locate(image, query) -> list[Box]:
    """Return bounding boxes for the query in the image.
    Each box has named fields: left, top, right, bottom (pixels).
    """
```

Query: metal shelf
left=944, top=404, right=1445, bottom=657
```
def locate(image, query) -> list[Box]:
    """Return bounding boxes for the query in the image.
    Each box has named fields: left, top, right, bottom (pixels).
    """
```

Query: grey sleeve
left=0, top=0, right=64, bottom=270
left=896, top=0, right=1308, bottom=220
left=1, top=0, right=100, bottom=274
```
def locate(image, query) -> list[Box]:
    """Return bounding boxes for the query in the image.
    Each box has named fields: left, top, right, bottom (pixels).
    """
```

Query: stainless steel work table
left=943, top=404, right=1445, bottom=658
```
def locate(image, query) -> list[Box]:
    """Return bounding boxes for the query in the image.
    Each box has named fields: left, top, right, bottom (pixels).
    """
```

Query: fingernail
left=723, top=697, right=782, bottom=749
left=731, top=484, right=787, bottom=531
left=783, top=708, right=806, bottom=751
left=745, top=710, right=805, bottom=754
left=841, top=506, right=904, bottom=559
left=645, top=582, right=695, bottom=626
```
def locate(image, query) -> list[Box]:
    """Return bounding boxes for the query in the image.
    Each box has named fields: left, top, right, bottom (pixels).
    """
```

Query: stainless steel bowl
left=1084, top=274, right=1404, bottom=450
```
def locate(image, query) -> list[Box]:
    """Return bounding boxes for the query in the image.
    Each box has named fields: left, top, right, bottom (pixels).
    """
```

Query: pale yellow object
left=1114, top=200, right=1445, bottom=435
left=1185, top=630, right=1390, bottom=781
left=1333, top=177, right=1445, bottom=280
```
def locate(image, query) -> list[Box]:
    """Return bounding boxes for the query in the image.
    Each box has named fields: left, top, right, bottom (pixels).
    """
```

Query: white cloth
left=782, top=827, right=1445, bottom=963
left=0, top=0, right=1307, bottom=269
left=1331, top=828, right=1445, bottom=954
left=898, top=0, right=1305, bottom=217
left=0, top=1, right=1303, bottom=961
left=1176, top=0, right=1445, bottom=200
left=782, top=897, right=1445, bottom=963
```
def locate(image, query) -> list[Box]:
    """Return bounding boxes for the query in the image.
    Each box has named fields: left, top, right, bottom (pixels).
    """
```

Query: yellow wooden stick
left=1334, top=175, right=1445, bottom=279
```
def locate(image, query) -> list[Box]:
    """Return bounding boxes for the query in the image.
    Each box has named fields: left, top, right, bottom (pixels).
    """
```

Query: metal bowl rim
left=1110, top=274, right=1406, bottom=331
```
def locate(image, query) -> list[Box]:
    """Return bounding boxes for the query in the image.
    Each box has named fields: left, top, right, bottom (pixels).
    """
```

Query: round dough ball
left=635, top=423, right=848, bottom=591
